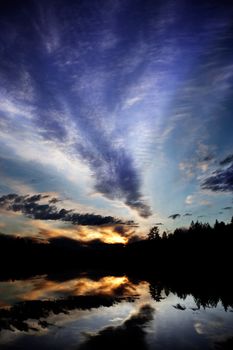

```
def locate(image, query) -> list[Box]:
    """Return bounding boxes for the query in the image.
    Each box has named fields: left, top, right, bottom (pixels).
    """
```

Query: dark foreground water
left=0, top=272, right=233, bottom=349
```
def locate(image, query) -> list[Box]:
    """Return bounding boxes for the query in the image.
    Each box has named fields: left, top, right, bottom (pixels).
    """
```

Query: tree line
left=0, top=217, right=232, bottom=278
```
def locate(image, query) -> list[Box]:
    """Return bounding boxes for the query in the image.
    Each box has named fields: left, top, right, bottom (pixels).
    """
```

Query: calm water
left=0, top=272, right=233, bottom=349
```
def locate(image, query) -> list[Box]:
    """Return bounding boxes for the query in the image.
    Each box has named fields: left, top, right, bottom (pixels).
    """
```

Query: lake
left=0, top=272, right=233, bottom=349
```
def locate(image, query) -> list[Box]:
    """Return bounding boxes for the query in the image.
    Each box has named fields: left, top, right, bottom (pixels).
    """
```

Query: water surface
left=0, top=272, right=233, bottom=349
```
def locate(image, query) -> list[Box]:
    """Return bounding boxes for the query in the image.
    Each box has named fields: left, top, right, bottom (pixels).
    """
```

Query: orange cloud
left=32, top=221, right=135, bottom=244
left=0, top=211, right=136, bottom=244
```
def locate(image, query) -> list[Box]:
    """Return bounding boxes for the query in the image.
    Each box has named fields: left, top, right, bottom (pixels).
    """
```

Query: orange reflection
left=21, top=275, right=137, bottom=302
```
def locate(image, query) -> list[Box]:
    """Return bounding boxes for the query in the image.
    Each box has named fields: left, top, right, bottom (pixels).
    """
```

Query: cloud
left=200, top=155, right=214, bottom=162
left=155, top=222, right=163, bottom=225
left=179, top=162, right=195, bottom=179
left=0, top=193, right=127, bottom=226
left=78, top=304, right=154, bottom=350
left=1, top=0, right=233, bottom=221
left=222, top=206, right=232, bottom=210
left=219, top=154, right=233, bottom=166
left=168, top=214, right=180, bottom=220
left=87, top=148, right=152, bottom=218
left=0, top=0, right=155, bottom=219
left=185, top=195, right=194, bottom=205
left=179, top=146, right=215, bottom=181
left=20, top=220, right=132, bottom=244
left=200, top=199, right=211, bottom=207
left=73, top=225, right=134, bottom=244
left=183, top=213, right=192, bottom=217
left=201, top=164, right=233, bottom=192
left=49, top=197, right=61, bottom=204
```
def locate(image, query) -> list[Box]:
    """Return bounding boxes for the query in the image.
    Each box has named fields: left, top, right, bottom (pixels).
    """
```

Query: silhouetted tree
left=214, top=219, right=219, bottom=230
left=147, top=226, right=160, bottom=241
left=162, top=231, right=168, bottom=240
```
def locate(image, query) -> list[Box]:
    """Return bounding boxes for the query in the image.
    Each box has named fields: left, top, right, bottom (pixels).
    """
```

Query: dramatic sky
left=0, top=0, right=233, bottom=242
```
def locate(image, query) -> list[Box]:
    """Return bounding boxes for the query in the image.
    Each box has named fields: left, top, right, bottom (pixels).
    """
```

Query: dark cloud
left=183, top=213, right=192, bottom=217
left=0, top=193, right=127, bottom=226
left=219, top=154, right=233, bottom=166
left=48, top=197, right=61, bottom=204
left=201, top=164, right=233, bottom=192
left=78, top=145, right=152, bottom=218
left=78, top=304, right=154, bottom=350
left=155, top=222, right=163, bottom=225
left=222, top=206, right=232, bottom=210
left=203, top=155, right=214, bottom=162
left=113, top=225, right=128, bottom=235
left=168, top=214, right=180, bottom=220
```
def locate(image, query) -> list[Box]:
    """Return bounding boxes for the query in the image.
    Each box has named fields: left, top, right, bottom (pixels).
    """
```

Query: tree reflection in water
left=0, top=272, right=233, bottom=350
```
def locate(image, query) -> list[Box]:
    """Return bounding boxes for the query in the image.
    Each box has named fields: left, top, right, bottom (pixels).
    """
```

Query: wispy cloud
left=1, top=0, right=233, bottom=225
left=0, top=1, right=155, bottom=217
left=222, top=206, right=232, bottom=210
left=201, top=164, right=233, bottom=192
left=219, top=154, right=233, bottom=166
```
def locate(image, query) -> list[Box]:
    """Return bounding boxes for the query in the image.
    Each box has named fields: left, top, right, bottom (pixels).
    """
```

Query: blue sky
left=0, top=0, right=233, bottom=241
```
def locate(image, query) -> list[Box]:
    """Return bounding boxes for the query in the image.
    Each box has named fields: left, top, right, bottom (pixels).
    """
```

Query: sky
left=0, top=0, right=233, bottom=243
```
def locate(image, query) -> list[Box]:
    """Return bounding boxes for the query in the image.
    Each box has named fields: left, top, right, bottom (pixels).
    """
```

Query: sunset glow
left=0, top=2, right=233, bottom=349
